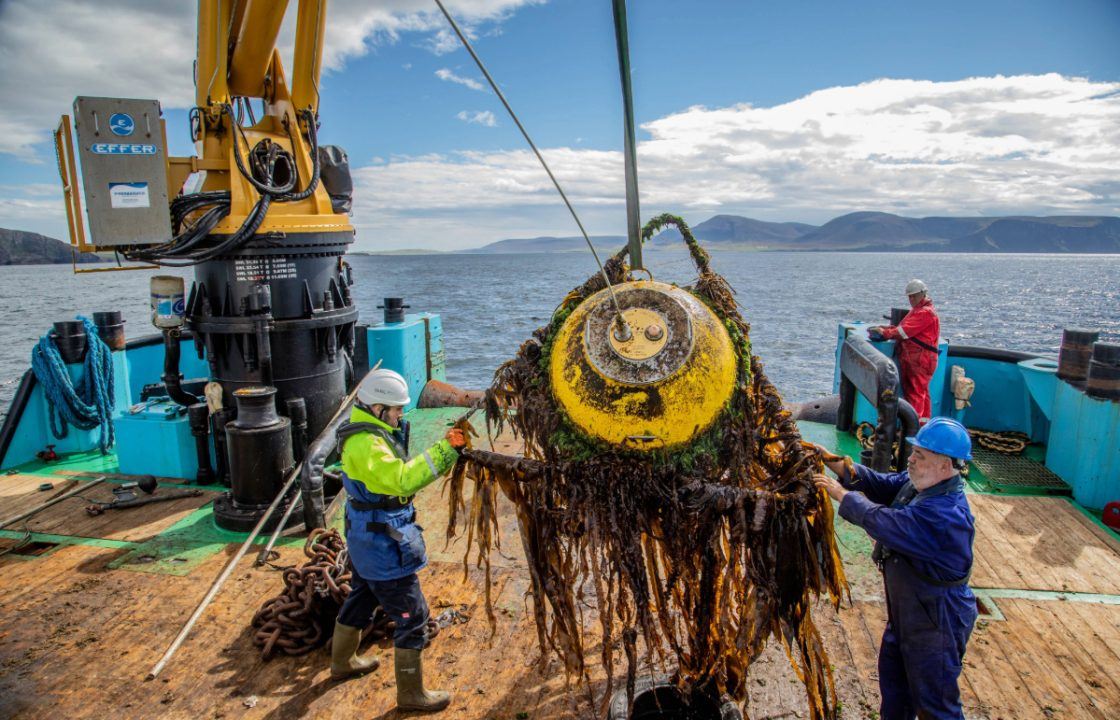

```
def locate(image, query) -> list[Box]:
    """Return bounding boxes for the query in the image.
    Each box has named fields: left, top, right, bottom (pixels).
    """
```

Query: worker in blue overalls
left=330, top=368, right=466, bottom=713
left=814, top=417, right=977, bottom=720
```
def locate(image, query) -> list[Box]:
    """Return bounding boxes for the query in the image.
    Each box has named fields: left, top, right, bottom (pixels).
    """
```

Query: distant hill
left=465, top=235, right=625, bottom=254
left=946, top=217, right=1120, bottom=253
left=792, top=213, right=1120, bottom=252
left=651, top=214, right=818, bottom=248
left=484, top=213, right=1118, bottom=254
left=0, top=229, right=102, bottom=265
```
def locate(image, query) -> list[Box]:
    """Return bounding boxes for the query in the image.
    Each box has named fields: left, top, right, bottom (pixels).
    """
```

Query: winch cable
left=432, top=0, right=629, bottom=336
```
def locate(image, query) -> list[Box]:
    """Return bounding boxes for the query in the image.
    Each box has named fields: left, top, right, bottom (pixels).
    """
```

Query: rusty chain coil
left=251, top=528, right=352, bottom=659
left=251, top=527, right=440, bottom=660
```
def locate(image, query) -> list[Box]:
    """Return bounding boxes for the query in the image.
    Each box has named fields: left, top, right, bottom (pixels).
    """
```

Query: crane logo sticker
left=91, top=143, right=158, bottom=155
left=109, top=182, right=150, bottom=209
left=109, top=113, right=135, bottom=136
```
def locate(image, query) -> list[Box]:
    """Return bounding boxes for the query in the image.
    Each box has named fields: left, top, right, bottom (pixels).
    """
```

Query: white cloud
left=348, top=74, right=1120, bottom=250
left=456, top=110, right=498, bottom=127
left=0, top=0, right=541, bottom=159
left=3, top=32, right=1117, bottom=253
left=436, top=68, right=486, bottom=91
left=0, top=197, right=64, bottom=221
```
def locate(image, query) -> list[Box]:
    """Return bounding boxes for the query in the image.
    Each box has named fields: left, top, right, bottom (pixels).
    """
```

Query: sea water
left=2, top=251, right=1117, bottom=419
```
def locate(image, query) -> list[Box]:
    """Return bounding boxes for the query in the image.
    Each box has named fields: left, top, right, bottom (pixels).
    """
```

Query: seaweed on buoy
left=446, top=214, right=849, bottom=719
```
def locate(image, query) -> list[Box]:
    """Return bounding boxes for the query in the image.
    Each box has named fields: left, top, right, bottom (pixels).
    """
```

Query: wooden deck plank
left=1000, top=599, right=1107, bottom=719
left=970, top=495, right=1120, bottom=595
left=1, top=472, right=219, bottom=545
left=1027, top=599, right=1120, bottom=715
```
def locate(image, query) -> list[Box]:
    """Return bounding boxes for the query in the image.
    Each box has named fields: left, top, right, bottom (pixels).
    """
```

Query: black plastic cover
left=318, top=145, right=353, bottom=214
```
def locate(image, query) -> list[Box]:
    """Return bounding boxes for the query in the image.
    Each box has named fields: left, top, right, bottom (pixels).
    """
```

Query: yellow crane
left=54, top=0, right=351, bottom=267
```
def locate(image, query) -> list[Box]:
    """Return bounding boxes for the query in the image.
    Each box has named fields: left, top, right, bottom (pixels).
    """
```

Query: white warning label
left=108, top=182, right=150, bottom=209
left=234, top=257, right=299, bottom=282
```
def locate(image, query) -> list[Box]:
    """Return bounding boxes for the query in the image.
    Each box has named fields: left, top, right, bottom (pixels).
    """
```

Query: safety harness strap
left=349, top=496, right=414, bottom=511
left=905, top=335, right=939, bottom=354
left=336, top=420, right=407, bottom=458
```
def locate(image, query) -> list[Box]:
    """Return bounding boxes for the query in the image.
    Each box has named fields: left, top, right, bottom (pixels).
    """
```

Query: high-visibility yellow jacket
left=340, top=406, right=458, bottom=580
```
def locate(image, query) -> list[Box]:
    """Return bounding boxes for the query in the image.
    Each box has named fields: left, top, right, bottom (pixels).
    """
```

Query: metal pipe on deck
left=0, top=476, right=106, bottom=530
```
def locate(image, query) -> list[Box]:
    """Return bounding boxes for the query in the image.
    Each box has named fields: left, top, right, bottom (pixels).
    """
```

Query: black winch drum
left=1086, top=342, right=1120, bottom=401
left=213, top=386, right=299, bottom=532
left=52, top=320, right=87, bottom=364
left=378, top=297, right=410, bottom=324
left=1057, top=328, right=1100, bottom=382
left=93, top=311, right=126, bottom=351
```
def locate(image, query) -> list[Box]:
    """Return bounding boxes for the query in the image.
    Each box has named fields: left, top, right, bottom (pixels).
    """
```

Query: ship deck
left=2, top=413, right=1120, bottom=719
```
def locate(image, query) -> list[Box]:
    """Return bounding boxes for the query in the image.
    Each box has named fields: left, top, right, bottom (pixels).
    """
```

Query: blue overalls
left=838, top=465, right=977, bottom=720
left=337, top=420, right=431, bottom=650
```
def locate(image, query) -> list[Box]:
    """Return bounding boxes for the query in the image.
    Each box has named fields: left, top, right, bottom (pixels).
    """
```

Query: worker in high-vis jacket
left=869, top=279, right=941, bottom=420
left=330, top=368, right=466, bottom=713
left=814, top=417, right=977, bottom=720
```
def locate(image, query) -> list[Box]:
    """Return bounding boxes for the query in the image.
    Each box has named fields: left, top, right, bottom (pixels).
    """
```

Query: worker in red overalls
left=871, top=280, right=941, bottom=421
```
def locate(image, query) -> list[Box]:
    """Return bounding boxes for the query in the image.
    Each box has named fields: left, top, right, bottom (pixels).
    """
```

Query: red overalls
left=880, top=298, right=940, bottom=419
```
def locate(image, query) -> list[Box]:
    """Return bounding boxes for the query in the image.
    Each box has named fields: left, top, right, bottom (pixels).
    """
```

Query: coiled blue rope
left=30, top=316, right=116, bottom=453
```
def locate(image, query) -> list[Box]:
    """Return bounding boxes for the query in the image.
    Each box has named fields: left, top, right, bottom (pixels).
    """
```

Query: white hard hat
left=905, top=279, right=928, bottom=296
left=357, top=368, right=411, bottom=407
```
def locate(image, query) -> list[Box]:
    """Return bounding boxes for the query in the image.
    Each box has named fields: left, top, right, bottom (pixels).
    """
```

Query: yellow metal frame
left=53, top=0, right=350, bottom=275
left=53, top=114, right=158, bottom=273
left=192, top=0, right=352, bottom=236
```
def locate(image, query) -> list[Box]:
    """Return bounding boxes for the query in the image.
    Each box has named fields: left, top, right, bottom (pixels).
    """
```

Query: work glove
left=446, top=428, right=467, bottom=449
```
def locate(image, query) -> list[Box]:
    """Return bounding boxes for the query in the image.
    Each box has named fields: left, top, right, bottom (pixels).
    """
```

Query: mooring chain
left=857, top=421, right=1028, bottom=456
left=251, top=528, right=350, bottom=659
left=251, top=528, right=439, bottom=660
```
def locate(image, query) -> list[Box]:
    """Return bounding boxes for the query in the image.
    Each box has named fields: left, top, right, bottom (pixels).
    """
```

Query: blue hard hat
left=906, top=417, right=972, bottom=461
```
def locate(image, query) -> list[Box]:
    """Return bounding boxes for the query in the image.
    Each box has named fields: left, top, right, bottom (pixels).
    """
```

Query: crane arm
left=197, top=0, right=325, bottom=114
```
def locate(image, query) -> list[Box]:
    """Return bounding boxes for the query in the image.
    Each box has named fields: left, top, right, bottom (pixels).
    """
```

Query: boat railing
left=836, top=332, right=919, bottom=472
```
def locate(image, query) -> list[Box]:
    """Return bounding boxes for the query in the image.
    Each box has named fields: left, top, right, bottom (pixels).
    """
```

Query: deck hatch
left=5, top=540, right=61, bottom=557
left=971, top=448, right=1071, bottom=494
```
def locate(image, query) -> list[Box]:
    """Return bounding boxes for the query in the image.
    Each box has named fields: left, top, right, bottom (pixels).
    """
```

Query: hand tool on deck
left=85, top=487, right=204, bottom=516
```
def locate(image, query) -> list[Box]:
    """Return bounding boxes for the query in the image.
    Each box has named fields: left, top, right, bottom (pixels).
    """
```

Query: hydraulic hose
left=161, top=329, right=200, bottom=407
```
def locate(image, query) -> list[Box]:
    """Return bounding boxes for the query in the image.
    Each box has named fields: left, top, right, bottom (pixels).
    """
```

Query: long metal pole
left=0, top=476, right=105, bottom=530
left=145, top=464, right=299, bottom=680
left=612, top=0, right=643, bottom=272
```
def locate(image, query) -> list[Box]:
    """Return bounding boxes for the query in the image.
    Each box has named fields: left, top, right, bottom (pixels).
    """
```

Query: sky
left=1, top=0, right=1118, bottom=251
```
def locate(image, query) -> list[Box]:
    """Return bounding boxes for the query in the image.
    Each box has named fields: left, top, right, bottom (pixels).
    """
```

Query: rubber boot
left=330, top=622, right=380, bottom=680
left=394, top=647, right=451, bottom=712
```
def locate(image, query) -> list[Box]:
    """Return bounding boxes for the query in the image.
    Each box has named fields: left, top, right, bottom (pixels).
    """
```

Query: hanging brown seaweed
left=446, top=214, right=849, bottom=719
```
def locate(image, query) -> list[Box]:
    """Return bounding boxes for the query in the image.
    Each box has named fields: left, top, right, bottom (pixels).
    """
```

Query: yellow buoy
left=549, top=280, right=737, bottom=450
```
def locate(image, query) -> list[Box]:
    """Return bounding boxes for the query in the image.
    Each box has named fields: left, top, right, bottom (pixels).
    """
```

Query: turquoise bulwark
left=2, top=332, right=209, bottom=471
left=832, top=322, right=1120, bottom=511
left=1045, top=380, right=1120, bottom=509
